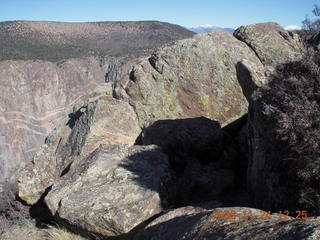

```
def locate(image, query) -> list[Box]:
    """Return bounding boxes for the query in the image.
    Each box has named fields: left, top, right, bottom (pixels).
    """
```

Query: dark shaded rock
left=132, top=206, right=320, bottom=240
left=173, top=159, right=235, bottom=207
left=138, top=117, right=244, bottom=207
left=222, top=114, right=249, bottom=181
left=222, top=114, right=248, bottom=137
left=235, top=60, right=261, bottom=100
left=139, top=117, right=224, bottom=167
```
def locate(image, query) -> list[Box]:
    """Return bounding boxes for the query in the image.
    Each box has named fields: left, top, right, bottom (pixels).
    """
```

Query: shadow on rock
left=136, top=117, right=224, bottom=170
left=134, top=117, right=251, bottom=208
left=28, top=186, right=54, bottom=226
left=117, top=145, right=176, bottom=209
left=236, top=61, right=259, bottom=101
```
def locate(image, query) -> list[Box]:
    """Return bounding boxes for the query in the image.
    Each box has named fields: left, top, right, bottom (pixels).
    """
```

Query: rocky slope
left=0, top=20, right=195, bottom=193
left=1, top=21, right=319, bottom=240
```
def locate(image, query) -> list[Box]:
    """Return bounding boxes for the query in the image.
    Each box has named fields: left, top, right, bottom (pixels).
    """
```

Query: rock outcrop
left=114, top=30, right=266, bottom=127
left=18, top=95, right=141, bottom=204
left=234, top=22, right=303, bottom=68
left=132, top=206, right=320, bottom=240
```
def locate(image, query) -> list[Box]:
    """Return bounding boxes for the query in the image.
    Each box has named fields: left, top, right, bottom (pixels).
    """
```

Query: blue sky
left=0, top=0, right=318, bottom=29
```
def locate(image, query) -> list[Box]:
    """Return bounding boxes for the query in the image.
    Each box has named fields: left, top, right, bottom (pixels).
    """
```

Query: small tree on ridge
left=303, top=4, right=320, bottom=30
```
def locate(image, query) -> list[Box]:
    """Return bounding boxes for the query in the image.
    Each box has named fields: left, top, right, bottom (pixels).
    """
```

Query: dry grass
left=44, top=225, right=87, bottom=240
left=0, top=218, right=88, bottom=240
left=0, top=219, right=44, bottom=240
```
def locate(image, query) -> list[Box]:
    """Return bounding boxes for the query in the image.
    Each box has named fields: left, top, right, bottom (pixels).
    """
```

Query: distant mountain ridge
left=0, top=20, right=195, bottom=61
left=189, top=24, right=235, bottom=34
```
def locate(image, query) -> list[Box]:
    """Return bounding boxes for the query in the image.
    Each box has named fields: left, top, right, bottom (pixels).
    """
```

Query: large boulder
left=17, top=95, right=141, bottom=204
left=45, top=144, right=174, bottom=236
left=114, top=30, right=266, bottom=127
left=132, top=206, right=320, bottom=240
left=247, top=54, right=320, bottom=214
left=234, top=22, right=304, bottom=68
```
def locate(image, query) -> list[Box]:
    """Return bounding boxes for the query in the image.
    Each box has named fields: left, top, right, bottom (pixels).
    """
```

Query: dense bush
left=302, top=4, right=320, bottom=30
left=251, top=48, right=320, bottom=215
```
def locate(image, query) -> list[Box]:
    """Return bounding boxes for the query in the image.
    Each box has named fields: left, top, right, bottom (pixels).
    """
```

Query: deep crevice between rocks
left=134, top=116, right=252, bottom=210
left=66, top=107, right=85, bottom=129
left=31, top=187, right=53, bottom=225
left=60, top=161, right=73, bottom=177
left=233, top=31, right=265, bottom=66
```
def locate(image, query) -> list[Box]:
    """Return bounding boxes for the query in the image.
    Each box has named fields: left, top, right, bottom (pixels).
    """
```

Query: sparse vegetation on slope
left=0, top=21, right=195, bottom=61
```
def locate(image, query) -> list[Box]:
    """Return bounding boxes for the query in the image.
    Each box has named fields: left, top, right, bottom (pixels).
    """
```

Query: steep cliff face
left=0, top=58, right=105, bottom=185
